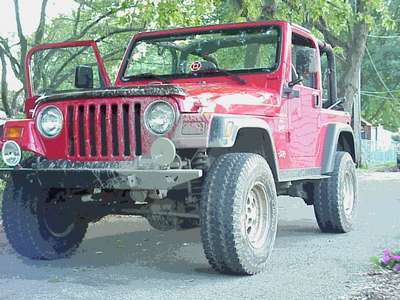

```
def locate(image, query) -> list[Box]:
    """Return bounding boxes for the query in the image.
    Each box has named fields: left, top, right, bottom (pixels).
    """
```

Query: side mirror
left=288, top=76, right=303, bottom=88
left=75, top=65, right=93, bottom=89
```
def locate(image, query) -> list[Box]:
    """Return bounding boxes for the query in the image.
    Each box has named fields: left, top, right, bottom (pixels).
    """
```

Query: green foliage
left=222, top=0, right=398, bottom=129
left=3, top=0, right=398, bottom=130
left=360, top=0, right=400, bottom=131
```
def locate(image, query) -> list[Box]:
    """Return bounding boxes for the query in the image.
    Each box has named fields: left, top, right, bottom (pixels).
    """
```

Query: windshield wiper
left=216, top=68, right=247, bottom=84
left=197, top=68, right=247, bottom=85
left=126, top=73, right=169, bottom=83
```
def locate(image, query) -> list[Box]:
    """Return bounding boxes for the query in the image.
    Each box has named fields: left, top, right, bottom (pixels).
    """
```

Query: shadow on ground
left=0, top=208, right=326, bottom=287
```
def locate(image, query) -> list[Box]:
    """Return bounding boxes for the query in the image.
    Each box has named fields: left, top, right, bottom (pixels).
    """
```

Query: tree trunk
left=337, top=21, right=368, bottom=114
left=13, top=0, right=29, bottom=98
left=0, top=50, right=11, bottom=117
left=244, top=0, right=276, bottom=67
left=337, top=20, right=368, bottom=165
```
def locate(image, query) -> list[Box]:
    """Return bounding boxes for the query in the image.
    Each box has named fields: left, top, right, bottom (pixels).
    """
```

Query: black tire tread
left=313, top=151, right=357, bottom=233
left=200, top=153, right=277, bottom=275
left=1, top=178, right=88, bottom=260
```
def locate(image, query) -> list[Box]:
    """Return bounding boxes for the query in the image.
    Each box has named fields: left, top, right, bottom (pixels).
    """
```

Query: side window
left=291, top=34, right=318, bottom=89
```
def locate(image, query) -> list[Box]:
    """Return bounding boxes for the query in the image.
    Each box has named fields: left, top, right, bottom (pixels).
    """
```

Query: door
left=288, top=33, right=321, bottom=166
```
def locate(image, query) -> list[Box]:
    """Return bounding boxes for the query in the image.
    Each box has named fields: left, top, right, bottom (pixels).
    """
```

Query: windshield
left=123, top=26, right=281, bottom=80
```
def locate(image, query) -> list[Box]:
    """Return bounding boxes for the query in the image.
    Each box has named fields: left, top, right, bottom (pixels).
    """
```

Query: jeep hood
left=175, top=82, right=280, bottom=116
left=34, top=82, right=280, bottom=116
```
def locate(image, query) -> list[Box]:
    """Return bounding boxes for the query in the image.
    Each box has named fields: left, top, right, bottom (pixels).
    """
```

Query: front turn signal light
left=5, top=127, right=23, bottom=140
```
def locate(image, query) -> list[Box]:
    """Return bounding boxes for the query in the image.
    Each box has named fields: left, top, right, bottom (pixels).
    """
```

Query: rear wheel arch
left=337, top=131, right=356, bottom=162
left=321, top=123, right=356, bottom=174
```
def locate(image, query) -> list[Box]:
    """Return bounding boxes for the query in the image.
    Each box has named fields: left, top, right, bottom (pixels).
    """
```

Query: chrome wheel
left=343, top=171, right=355, bottom=219
left=241, top=181, right=270, bottom=249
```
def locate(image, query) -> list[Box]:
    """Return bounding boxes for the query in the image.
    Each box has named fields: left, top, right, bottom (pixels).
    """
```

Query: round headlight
left=37, top=106, right=63, bottom=138
left=144, top=101, right=176, bottom=135
left=2, top=140, right=21, bottom=167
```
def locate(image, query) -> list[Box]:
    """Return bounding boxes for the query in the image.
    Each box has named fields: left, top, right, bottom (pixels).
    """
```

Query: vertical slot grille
left=66, top=102, right=138, bottom=159
left=100, top=105, right=107, bottom=156
left=89, top=105, right=97, bottom=156
left=134, top=103, right=142, bottom=155
left=67, top=106, right=75, bottom=156
left=78, top=105, right=86, bottom=156
left=111, top=104, right=119, bottom=156
left=122, top=104, right=131, bottom=156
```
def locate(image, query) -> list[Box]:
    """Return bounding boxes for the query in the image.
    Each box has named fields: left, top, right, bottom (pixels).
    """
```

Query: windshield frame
left=119, top=24, right=282, bottom=83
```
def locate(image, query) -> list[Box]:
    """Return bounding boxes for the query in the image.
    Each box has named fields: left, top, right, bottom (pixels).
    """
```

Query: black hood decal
left=35, top=85, right=186, bottom=104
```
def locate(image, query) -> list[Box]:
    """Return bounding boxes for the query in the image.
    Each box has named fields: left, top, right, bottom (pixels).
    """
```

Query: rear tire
left=313, top=151, right=358, bottom=233
left=200, top=153, right=278, bottom=275
left=2, top=177, right=88, bottom=260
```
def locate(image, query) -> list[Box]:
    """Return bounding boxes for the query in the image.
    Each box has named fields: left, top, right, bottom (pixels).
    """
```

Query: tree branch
left=13, top=0, right=25, bottom=43
left=0, top=40, right=21, bottom=78
left=73, top=3, right=83, bottom=36
left=0, top=48, right=11, bottom=116
left=11, top=88, right=23, bottom=113
left=95, top=27, right=144, bottom=42
left=315, top=17, right=348, bottom=49
left=13, top=0, right=28, bottom=95
left=74, top=9, right=117, bottom=40
left=34, top=0, right=49, bottom=45
left=72, top=1, right=139, bottom=40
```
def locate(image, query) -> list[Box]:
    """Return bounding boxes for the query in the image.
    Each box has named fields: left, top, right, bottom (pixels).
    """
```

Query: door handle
left=313, top=95, right=320, bottom=107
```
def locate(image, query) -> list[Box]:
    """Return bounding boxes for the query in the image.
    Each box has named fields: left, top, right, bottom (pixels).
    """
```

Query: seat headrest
left=296, top=48, right=318, bottom=74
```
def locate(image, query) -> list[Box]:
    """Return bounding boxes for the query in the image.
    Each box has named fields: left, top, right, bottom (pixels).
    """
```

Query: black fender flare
left=208, top=115, right=280, bottom=180
left=321, top=123, right=355, bottom=174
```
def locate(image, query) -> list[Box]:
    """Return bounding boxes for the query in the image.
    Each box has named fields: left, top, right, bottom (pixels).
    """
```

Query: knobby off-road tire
left=2, top=177, right=88, bottom=260
left=313, top=151, right=358, bottom=233
left=200, top=153, right=278, bottom=275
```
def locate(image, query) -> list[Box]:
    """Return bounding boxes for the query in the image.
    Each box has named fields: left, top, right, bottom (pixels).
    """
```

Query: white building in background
left=361, top=118, right=397, bottom=166
left=374, top=125, right=395, bottom=151
left=361, top=119, right=395, bottom=150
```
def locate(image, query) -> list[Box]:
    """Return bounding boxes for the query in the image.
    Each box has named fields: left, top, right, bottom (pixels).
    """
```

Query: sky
left=0, top=0, right=77, bottom=90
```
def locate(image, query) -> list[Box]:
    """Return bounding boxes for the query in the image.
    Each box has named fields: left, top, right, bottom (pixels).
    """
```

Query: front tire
left=313, top=151, right=358, bottom=233
left=2, top=177, right=88, bottom=260
left=200, top=153, right=278, bottom=275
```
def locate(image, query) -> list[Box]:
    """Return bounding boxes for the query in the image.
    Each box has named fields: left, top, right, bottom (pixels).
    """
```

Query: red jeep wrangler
left=0, top=21, right=358, bottom=275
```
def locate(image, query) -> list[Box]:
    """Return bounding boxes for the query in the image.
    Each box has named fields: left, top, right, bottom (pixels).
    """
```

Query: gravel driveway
left=0, top=171, right=399, bottom=300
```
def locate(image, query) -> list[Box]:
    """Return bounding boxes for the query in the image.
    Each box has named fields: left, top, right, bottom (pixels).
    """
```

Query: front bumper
left=1, top=167, right=202, bottom=190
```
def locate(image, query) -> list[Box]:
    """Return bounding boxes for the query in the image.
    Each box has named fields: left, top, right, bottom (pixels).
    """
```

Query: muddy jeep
left=0, top=21, right=358, bottom=275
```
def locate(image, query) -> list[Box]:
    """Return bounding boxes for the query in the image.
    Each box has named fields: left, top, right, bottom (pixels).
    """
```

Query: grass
left=359, top=162, right=398, bottom=172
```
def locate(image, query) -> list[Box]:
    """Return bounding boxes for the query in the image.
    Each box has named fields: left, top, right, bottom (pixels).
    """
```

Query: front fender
left=1, top=119, right=46, bottom=156
left=208, top=115, right=275, bottom=148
